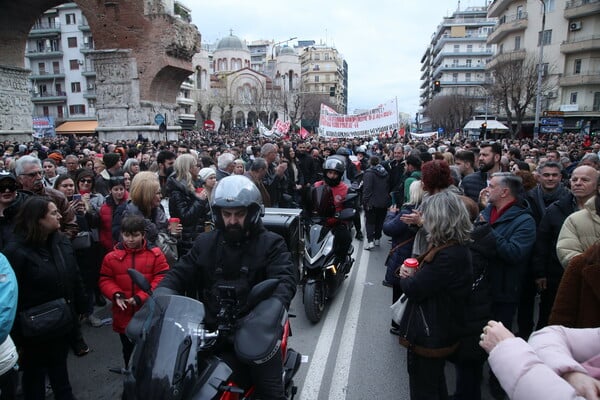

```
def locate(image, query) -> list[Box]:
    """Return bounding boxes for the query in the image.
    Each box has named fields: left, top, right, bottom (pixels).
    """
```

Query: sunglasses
left=79, top=178, right=93, bottom=184
left=0, top=183, right=17, bottom=192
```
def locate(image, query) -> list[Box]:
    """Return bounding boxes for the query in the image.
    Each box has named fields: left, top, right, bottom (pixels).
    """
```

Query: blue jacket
left=480, top=201, right=536, bottom=303
left=460, top=171, right=487, bottom=204
left=0, top=253, right=17, bottom=342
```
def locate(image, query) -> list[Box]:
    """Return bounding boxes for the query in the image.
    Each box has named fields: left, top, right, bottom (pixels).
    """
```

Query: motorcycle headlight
left=322, top=235, right=335, bottom=256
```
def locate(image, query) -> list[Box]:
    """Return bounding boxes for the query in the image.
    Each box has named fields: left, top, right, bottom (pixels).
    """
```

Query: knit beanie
left=103, top=153, right=121, bottom=169
left=199, top=167, right=216, bottom=183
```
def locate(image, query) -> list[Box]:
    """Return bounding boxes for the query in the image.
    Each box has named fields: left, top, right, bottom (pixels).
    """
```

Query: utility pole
left=534, top=0, right=546, bottom=141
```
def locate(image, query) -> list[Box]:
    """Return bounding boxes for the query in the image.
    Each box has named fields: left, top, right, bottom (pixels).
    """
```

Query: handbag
left=71, top=231, right=92, bottom=250
left=390, top=294, right=409, bottom=325
left=157, top=232, right=178, bottom=265
left=18, top=298, right=74, bottom=338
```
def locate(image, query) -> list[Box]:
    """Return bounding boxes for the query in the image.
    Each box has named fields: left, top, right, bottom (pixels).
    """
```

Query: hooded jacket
left=556, top=196, right=600, bottom=269
left=362, top=164, right=390, bottom=209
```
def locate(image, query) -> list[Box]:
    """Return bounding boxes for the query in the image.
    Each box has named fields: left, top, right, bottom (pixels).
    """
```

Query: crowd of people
left=0, top=129, right=598, bottom=399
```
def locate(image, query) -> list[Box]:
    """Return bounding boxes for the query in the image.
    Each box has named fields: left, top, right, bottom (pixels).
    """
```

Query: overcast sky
left=185, top=0, right=489, bottom=116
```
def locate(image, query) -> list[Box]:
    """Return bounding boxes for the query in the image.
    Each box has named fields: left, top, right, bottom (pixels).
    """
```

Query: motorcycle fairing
left=304, top=224, right=334, bottom=267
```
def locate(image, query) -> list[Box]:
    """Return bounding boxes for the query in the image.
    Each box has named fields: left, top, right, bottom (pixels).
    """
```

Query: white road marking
left=298, top=244, right=366, bottom=400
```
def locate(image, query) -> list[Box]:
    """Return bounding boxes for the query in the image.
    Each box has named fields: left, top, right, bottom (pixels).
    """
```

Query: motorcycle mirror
left=337, top=208, right=356, bottom=221
left=128, top=268, right=152, bottom=295
left=245, top=278, right=279, bottom=311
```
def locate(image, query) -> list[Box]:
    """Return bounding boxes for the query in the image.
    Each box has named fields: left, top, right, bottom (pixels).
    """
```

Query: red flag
left=299, top=127, right=310, bottom=139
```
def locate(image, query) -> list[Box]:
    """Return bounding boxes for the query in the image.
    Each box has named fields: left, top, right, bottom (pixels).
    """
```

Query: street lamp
left=533, top=0, right=546, bottom=141
left=271, top=36, right=298, bottom=60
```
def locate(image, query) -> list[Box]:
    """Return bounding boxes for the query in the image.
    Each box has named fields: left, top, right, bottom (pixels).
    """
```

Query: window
left=466, top=59, right=472, bottom=67
left=69, top=104, right=86, bottom=115
left=570, top=92, right=578, bottom=104
left=65, top=13, right=76, bottom=25
left=52, top=61, right=60, bottom=74
left=452, top=59, right=458, bottom=66
left=314, top=75, right=320, bottom=83
left=69, top=59, right=79, bottom=70
left=42, top=106, right=49, bottom=116
left=546, top=0, right=555, bottom=12
left=542, top=63, right=549, bottom=77
left=57, top=106, right=63, bottom=118
left=538, top=30, right=552, bottom=46
left=71, top=82, right=81, bottom=93
left=314, top=53, right=320, bottom=61
left=38, top=84, right=47, bottom=95
left=466, top=73, right=472, bottom=82
left=452, top=73, right=458, bottom=83
left=38, top=62, right=46, bottom=74
left=55, top=83, right=62, bottom=96
left=453, top=45, right=459, bottom=53
left=593, top=92, right=600, bottom=112
left=67, top=37, right=77, bottom=48
left=88, top=99, right=96, bottom=109
left=514, top=36, right=521, bottom=50
left=517, top=6, right=524, bottom=19
left=574, top=59, right=582, bottom=74
left=467, top=44, right=473, bottom=53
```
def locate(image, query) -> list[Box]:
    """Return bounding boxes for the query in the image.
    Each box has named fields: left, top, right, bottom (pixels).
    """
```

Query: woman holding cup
left=396, top=191, right=473, bottom=399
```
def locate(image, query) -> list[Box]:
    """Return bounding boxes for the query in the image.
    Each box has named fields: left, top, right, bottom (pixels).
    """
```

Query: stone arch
left=0, top=0, right=200, bottom=140
left=258, top=111, right=268, bottom=125
left=234, top=110, right=245, bottom=128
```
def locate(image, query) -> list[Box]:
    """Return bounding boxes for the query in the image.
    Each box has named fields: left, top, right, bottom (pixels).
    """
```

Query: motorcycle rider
left=156, top=175, right=297, bottom=400
left=313, top=156, right=354, bottom=267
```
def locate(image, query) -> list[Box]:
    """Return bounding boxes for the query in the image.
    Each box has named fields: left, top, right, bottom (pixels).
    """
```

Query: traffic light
left=329, top=86, right=336, bottom=97
left=434, top=80, right=441, bottom=93
left=480, top=122, right=487, bottom=139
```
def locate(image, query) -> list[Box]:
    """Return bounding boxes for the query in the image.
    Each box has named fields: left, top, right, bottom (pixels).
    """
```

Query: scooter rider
left=156, top=175, right=297, bottom=400
left=313, top=156, right=353, bottom=266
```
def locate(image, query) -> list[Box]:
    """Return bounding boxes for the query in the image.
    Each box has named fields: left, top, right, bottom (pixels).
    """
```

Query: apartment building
left=420, top=6, right=497, bottom=117
left=25, top=3, right=97, bottom=134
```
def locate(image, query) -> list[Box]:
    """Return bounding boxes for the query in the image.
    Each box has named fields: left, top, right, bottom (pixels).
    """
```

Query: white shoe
left=374, top=239, right=380, bottom=246
left=88, top=314, right=104, bottom=328
left=364, top=242, right=374, bottom=250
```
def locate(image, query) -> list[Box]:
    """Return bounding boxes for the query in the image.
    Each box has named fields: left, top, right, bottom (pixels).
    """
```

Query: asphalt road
left=62, top=234, right=497, bottom=400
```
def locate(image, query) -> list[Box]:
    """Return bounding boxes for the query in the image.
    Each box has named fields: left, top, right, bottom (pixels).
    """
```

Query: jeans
left=364, top=206, right=387, bottom=242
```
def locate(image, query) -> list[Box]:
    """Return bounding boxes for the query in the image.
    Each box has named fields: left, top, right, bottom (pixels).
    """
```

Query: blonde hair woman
left=112, top=171, right=172, bottom=245
left=166, top=154, right=206, bottom=254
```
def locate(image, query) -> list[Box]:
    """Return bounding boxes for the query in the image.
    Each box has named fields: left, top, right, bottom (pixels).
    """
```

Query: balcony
left=30, top=69, right=65, bottom=80
left=26, top=48, right=63, bottom=59
left=81, top=67, right=96, bottom=77
left=564, top=0, right=600, bottom=19
left=560, top=35, right=600, bottom=54
left=432, top=50, right=493, bottom=66
left=433, top=34, right=489, bottom=54
left=560, top=73, right=600, bottom=86
left=488, top=12, right=528, bottom=44
left=486, top=49, right=527, bottom=69
left=80, top=43, right=94, bottom=53
left=488, top=0, right=512, bottom=18
left=32, top=91, right=67, bottom=103
left=28, top=21, right=61, bottom=37
left=83, top=89, right=96, bottom=98
left=176, top=96, right=195, bottom=105
left=78, top=22, right=91, bottom=32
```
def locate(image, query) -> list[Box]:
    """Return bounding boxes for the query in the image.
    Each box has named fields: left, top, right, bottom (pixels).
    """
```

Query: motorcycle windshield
left=127, top=295, right=206, bottom=400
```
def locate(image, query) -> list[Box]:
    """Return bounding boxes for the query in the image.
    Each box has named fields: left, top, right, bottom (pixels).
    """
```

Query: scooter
left=118, top=269, right=302, bottom=400
left=302, top=186, right=356, bottom=323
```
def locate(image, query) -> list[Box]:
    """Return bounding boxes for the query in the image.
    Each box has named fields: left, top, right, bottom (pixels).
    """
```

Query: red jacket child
left=99, top=238, right=169, bottom=334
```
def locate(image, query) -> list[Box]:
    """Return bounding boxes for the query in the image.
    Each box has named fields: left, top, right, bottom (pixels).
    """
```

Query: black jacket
left=459, top=171, right=487, bottom=204
left=157, top=222, right=297, bottom=327
left=0, top=192, right=29, bottom=250
left=362, top=164, right=390, bottom=209
left=398, top=244, right=472, bottom=351
left=6, top=232, right=88, bottom=344
left=531, top=192, right=577, bottom=282
left=166, top=176, right=208, bottom=254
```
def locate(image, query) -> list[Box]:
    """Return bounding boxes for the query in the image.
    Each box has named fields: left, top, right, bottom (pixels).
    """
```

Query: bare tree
left=424, top=94, right=477, bottom=134
left=488, top=54, right=554, bottom=138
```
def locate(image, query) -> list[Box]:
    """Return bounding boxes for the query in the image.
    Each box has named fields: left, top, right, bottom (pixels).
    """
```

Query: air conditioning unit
left=569, top=21, right=582, bottom=31
left=547, top=91, right=557, bottom=99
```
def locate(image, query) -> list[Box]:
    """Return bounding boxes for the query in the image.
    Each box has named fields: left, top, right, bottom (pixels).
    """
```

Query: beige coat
left=556, top=196, right=600, bottom=268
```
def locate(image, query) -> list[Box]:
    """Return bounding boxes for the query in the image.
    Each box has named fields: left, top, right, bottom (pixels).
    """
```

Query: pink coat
left=489, top=326, right=600, bottom=399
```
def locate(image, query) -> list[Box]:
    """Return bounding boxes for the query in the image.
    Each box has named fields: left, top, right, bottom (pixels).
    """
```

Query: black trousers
left=0, top=367, right=18, bottom=400
left=364, top=207, right=387, bottom=242
left=407, top=350, right=448, bottom=400
left=120, top=333, right=135, bottom=368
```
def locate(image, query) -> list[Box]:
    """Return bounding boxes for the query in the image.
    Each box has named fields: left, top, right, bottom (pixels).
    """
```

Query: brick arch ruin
left=0, top=0, right=200, bottom=142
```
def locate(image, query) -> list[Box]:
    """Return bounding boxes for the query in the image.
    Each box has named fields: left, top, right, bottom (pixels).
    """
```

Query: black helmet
left=322, top=156, right=345, bottom=186
left=211, top=175, right=264, bottom=234
left=336, top=147, right=351, bottom=157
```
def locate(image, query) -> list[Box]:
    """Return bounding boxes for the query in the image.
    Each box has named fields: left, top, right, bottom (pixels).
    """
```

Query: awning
left=463, top=119, right=509, bottom=130
left=55, top=120, right=98, bottom=135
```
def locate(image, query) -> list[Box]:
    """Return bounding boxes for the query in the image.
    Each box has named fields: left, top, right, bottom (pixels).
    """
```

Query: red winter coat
left=98, top=192, right=128, bottom=251
left=99, top=241, right=169, bottom=333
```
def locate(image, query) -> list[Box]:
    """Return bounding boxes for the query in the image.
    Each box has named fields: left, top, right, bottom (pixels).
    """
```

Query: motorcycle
left=302, top=186, right=356, bottom=323
left=118, top=269, right=302, bottom=400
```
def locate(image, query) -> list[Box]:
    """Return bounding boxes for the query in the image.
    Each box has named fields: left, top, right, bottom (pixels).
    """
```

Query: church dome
left=216, top=34, right=248, bottom=51
left=279, top=45, right=295, bottom=55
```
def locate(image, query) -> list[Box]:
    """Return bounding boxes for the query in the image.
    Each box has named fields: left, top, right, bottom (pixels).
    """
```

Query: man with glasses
left=15, top=155, right=78, bottom=239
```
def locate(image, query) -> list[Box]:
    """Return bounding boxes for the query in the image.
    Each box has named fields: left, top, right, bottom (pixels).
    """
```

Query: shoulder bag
left=18, top=298, right=74, bottom=338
